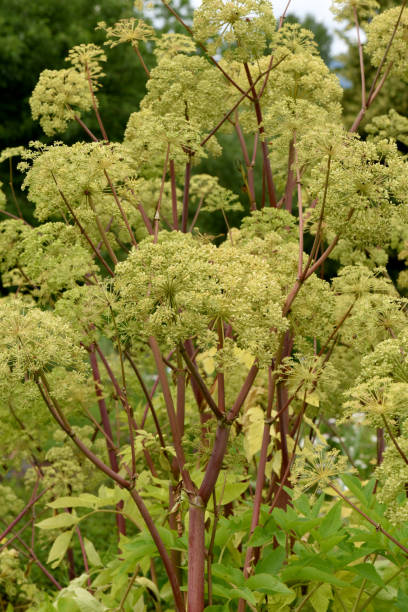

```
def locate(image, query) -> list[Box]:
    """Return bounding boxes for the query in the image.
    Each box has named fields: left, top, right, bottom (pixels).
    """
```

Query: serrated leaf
left=36, top=513, right=79, bottom=530
left=349, top=563, right=385, bottom=586
left=341, top=474, right=368, bottom=506
left=47, top=530, right=73, bottom=567
left=246, top=573, right=293, bottom=595
left=319, top=501, right=342, bottom=538
left=83, top=538, right=102, bottom=567
left=249, top=524, right=276, bottom=547
left=255, top=547, right=286, bottom=575
left=310, top=583, right=332, bottom=612
left=281, top=566, right=349, bottom=587
left=319, top=534, right=346, bottom=553
left=212, top=563, right=245, bottom=587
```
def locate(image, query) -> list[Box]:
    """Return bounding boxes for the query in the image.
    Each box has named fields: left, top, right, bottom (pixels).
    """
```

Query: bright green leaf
left=281, top=566, right=349, bottom=587
left=348, top=563, right=385, bottom=587
left=36, top=513, right=79, bottom=530
left=310, top=583, right=332, bottom=612
left=246, top=573, right=293, bottom=595
left=47, top=530, right=73, bottom=567
left=83, top=538, right=102, bottom=567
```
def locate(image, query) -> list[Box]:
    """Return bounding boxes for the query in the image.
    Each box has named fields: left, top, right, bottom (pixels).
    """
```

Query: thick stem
left=149, top=337, right=195, bottom=492
left=187, top=498, right=206, bottom=612
left=169, top=160, right=179, bottom=230
left=177, top=351, right=186, bottom=438
left=242, top=367, right=276, bottom=577
left=235, top=116, right=256, bottom=210
left=75, top=525, right=91, bottom=588
left=353, top=6, right=366, bottom=110
left=181, top=158, right=192, bottom=233
left=104, top=169, right=137, bottom=248
left=180, top=344, right=224, bottom=420
left=129, top=488, right=185, bottom=611
left=154, top=143, right=170, bottom=242
left=243, top=62, right=277, bottom=207
left=133, top=44, right=150, bottom=77
left=85, top=64, right=108, bottom=141
left=87, top=194, right=118, bottom=264
left=283, top=138, right=295, bottom=213
left=294, top=137, right=304, bottom=279
left=88, top=345, right=126, bottom=535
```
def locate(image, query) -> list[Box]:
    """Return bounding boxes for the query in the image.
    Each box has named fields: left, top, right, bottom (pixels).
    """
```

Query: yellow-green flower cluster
left=190, top=174, right=242, bottom=213
left=366, top=6, right=408, bottom=80
left=291, top=440, right=352, bottom=497
left=115, top=231, right=287, bottom=365
left=66, top=43, right=107, bottom=88
left=309, top=137, right=407, bottom=247
left=20, top=141, right=134, bottom=225
left=193, top=0, right=276, bottom=62
left=154, top=33, right=197, bottom=61
left=0, top=298, right=86, bottom=386
left=29, top=69, right=93, bottom=136
left=366, top=109, right=408, bottom=146
left=331, top=0, right=380, bottom=28
left=124, top=108, right=206, bottom=171
left=142, top=54, right=230, bottom=136
left=97, top=18, right=155, bottom=49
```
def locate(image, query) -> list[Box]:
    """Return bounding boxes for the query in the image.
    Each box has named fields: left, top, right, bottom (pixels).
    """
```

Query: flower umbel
left=291, top=440, right=353, bottom=497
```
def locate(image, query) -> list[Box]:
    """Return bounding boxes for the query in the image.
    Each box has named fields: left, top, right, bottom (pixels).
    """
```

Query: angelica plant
left=0, top=1, right=408, bottom=611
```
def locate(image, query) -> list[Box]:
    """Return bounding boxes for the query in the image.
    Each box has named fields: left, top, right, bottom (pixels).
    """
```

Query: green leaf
left=124, top=533, right=157, bottom=558
left=281, top=566, right=349, bottom=587
left=310, top=493, right=325, bottom=519
left=246, top=573, right=293, bottom=595
left=47, top=530, right=73, bottom=568
left=341, top=474, right=368, bottom=506
left=36, top=513, right=79, bottom=530
left=348, top=563, right=385, bottom=586
left=83, top=538, right=103, bottom=567
left=56, top=598, right=81, bottom=612
left=48, top=494, right=100, bottom=509
left=396, top=589, right=408, bottom=610
left=309, top=583, right=332, bottom=612
left=228, top=587, right=257, bottom=605
left=136, top=577, right=160, bottom=601
left=212, top=563, right=245, bottom=587
left=294, top=494, right=311, bottom=517
left=215, top=476, right=249, bottom=506
left=212, top=582, right=234, bottom=600
left=319, top=534, right=346, bottom=553
left=319, top=501, right=342, bottom=538
left=249, top=521, right=276, bottom=546
left=256, top=547, right=286, bottom=575
left=57, top=588, right=106, bottom=612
